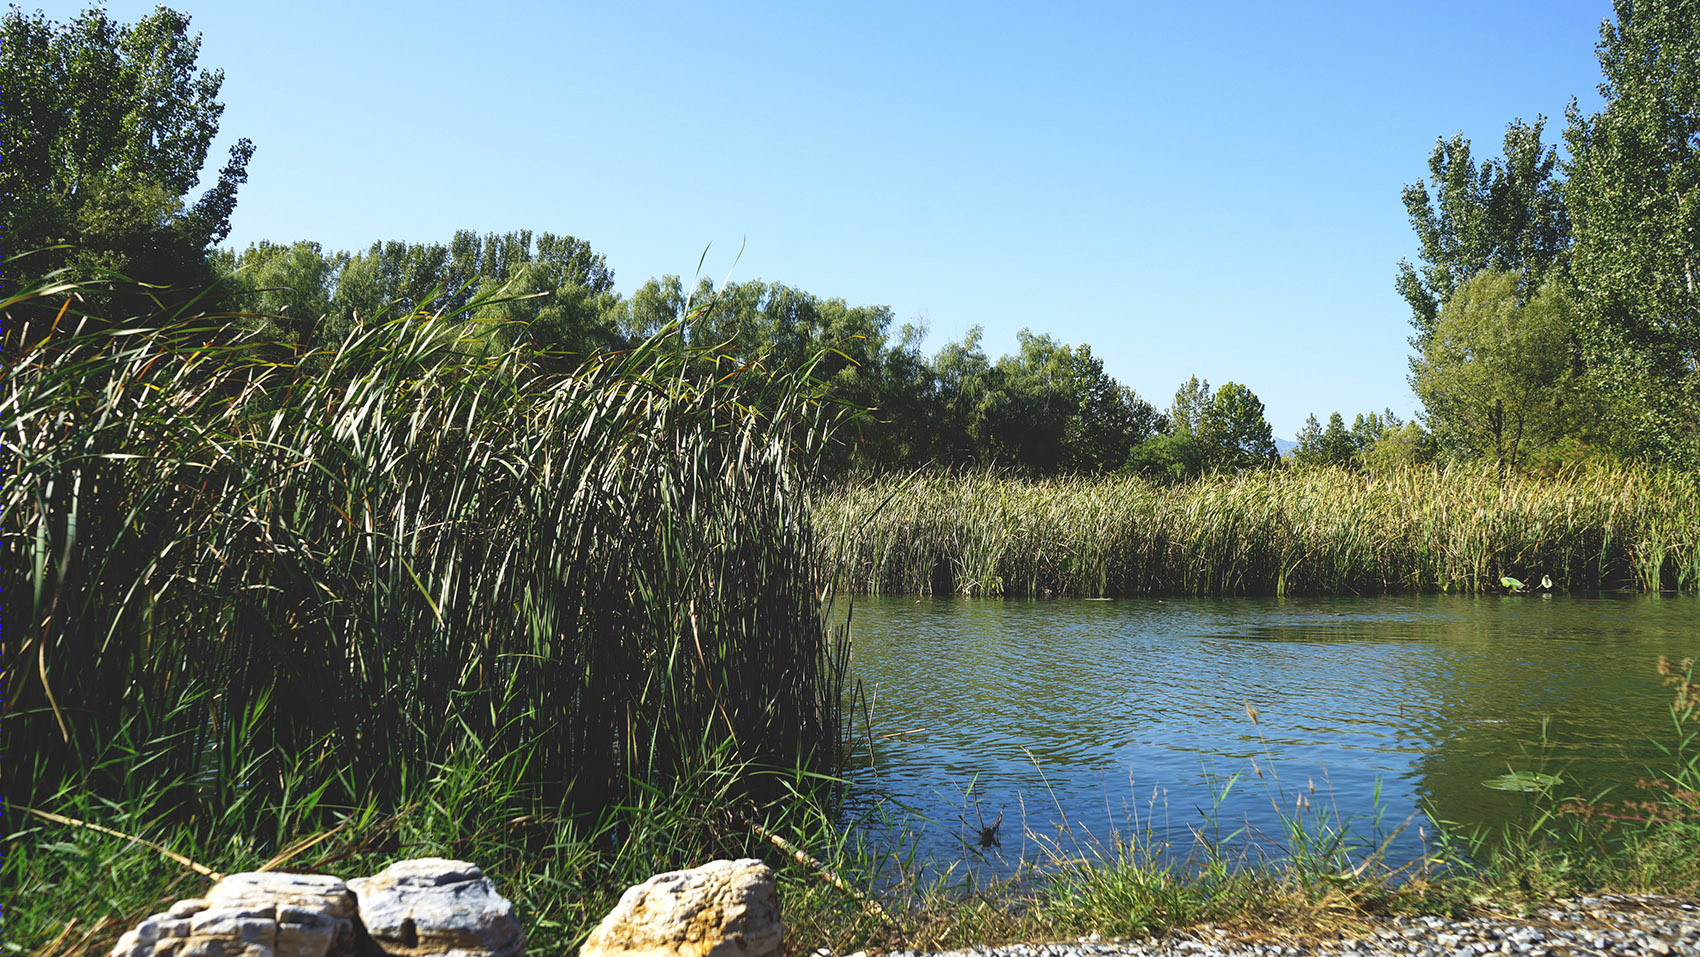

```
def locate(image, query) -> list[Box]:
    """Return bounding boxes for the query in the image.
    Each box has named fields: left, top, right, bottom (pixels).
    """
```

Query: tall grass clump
left=1431, top=657, right=1700, bottom=901
left=819, top=466, right=1700, bottom=597
left=4, top=271, right=850, bottom=941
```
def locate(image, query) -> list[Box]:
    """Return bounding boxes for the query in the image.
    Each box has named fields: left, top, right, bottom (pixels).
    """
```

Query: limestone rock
left=347, top=858, right=524, bottom=957
left=579, top=858, right=782, bottom=957
left=108, top=871, right=358, bottom=957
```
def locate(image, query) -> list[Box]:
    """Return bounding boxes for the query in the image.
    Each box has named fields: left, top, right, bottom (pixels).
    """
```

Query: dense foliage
left=1391, top=0, right=1700, bottom=471
left=220, top=237, right=1197, bottom=477
left=3, top=280, right=847, bottom=835
left=6, top=5, right=1700, bottom=955
left=1396, top=117, right=1570, bottom=351
left=1565, top=0, right=1700, bottom=466
left=1, top=5, right=252, bottom=317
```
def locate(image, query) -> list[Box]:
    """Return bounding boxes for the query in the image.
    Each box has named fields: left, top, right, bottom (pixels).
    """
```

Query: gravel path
left=877, top=894, right=1700, bottom=957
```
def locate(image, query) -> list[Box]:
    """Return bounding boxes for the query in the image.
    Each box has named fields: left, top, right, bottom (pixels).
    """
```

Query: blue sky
left=37, top=1, right=1616, bottom=437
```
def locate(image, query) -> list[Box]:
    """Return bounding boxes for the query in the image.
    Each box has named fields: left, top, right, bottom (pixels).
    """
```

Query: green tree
left=1359, top=421, right=1437, bottom=471
left=1350, top=410, right=1404, bottom=451
left=860, top=321, right=939, bottom=468
left=1197, top=381, right=1277, bottom=470
left=1564, top=0, right=1700, bottom=466
left=1293, top=412, right=1356, bottom=468
left=213, top=241, right=339, bottom=344
left=623, top=276, right=687, bottom=340
left=977, top=332, right=1157, bottom=474
left=1, top=5, right=252, bottom=314
left=221, top=230, right=621, bottom=349
left=1167, top=375, right=1212, bottom=437
left=1293, top=408, right=1413, bottom=469
left=1123, top=433, right=1209, bottom=484
left=474, top=260, right=625, bottom=365
left=1396, top=118, right=1569, bottom=351
left=928, top=327, right=997, bottom=467
left=1412, top=269, right=1582, bottom=474
left=1060, top=343, right=1161, bottom=472
left=1160, top=376, right=1273, bottom=471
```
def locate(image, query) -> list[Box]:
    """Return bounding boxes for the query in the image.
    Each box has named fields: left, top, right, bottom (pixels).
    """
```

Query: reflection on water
left=840, top=593, right=1699, bottom=875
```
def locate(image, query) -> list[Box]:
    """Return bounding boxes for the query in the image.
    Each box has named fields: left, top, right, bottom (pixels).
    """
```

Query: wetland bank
left=6, top=308, right=1698, bottom=956
left=9, top=1, right=1700, bottom=952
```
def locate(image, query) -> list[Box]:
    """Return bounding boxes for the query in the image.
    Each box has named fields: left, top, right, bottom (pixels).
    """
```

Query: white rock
left=579, top=858, right=782, bottom=957
left=346, top=858, right=524, bottom=957
left=107, top=872, right=357, bottom=957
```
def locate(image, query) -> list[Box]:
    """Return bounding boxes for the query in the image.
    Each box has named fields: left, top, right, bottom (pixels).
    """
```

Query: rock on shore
left=107, top=859, right=523, bottom=957
left=579, top=858, right=784, bottom=957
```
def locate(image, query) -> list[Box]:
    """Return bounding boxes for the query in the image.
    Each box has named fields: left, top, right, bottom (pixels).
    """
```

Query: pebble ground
left=869, top=894, right=1700, bottom=957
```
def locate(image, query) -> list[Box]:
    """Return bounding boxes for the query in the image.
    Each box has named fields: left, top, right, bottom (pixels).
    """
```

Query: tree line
left=1, top=4, right=1289, bottom=481
left=6, top=1, right=1696, bottom=478
left=216, top=234, right=1287, bottom=478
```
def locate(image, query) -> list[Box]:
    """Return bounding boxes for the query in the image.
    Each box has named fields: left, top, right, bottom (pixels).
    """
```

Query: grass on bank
left=818, top=468, right=1700, bottom=598
left=2, top=269, right=853, bottom=953
left=5, top=272, right=1697, bottom=955
left=13, top=656, right=1698, bottom=957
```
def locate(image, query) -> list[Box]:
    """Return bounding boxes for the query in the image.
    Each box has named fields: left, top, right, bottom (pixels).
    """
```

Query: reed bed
left=3, top=282, right=848, bottom=844
left=818, top=467, right=1700, bottom=597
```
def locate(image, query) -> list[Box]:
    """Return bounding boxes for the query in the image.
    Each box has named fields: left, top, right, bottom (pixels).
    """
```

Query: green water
left=841, top=592, right=1698, bottom=872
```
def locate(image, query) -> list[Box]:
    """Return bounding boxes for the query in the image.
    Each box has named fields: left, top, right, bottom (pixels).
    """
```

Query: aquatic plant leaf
left=1500, top=576, right=1525, bottom=590
left=1483, top=771, right=1560, bottom=791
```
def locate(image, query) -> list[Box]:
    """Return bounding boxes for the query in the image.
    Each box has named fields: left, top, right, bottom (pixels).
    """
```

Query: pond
left=838, top=592, right=1699, bottom=877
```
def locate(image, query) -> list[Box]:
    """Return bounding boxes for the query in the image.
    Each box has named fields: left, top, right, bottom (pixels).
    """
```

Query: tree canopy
left=1395, top=0, right=1700, bottom=470
left=1, top=5, right=252, bottom=312
left=1395, top=118, right=1568, bottom=352
left=1564, top=0, right=1700, bottom=466
left=1411, top=270, right=1583, bottom=474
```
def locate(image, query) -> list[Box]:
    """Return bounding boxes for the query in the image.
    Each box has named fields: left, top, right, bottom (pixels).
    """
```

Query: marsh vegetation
left=7, top=2, right=1700, bottom=954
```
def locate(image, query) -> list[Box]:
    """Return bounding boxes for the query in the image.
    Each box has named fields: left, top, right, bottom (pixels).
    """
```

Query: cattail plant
left=819, top=466, right=1699, bottom=597
left=4, top=274, right=851, bottom=842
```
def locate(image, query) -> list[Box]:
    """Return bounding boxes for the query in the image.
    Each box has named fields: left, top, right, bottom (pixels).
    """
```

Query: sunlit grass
left=819, top=467, right=1700, bottom=597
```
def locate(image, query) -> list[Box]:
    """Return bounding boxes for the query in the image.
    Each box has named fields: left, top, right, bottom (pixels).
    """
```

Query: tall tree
left=213, top=240, right=340, bottom=344
left=1411, top=269, right=1583, bottom=475
left=1167, top=375, right=1213, bottom=437
left=1293, top=409, right=1410, bottom=469
left=221, top=230, right=620, bottom=348
left=1197, top=381, right=1277, bottom=470
left=1, top=5, right=252, bottom=314
left=1396, top=118, right=1569, bottom=350
left=928, top=327, right=997, bottom=467
left=975, top=332, right=1158, bottom=474
left=1293, top=412, right=1356, bottom=468
left=1565, top=0, right=1700, bottom=466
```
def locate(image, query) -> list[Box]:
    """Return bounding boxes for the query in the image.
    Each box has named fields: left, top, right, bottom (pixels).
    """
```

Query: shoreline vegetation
left=2, top=292, right=855, bottom=955
left=7, top=3, right=1700, bottom=953
left=5, top=299, right=1698, bottom=957
left=818, top=468, right=1700, bottom=599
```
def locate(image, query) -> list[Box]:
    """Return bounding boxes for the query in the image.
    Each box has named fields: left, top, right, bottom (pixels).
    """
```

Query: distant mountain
left=1274, top=437, right=1298, bottom=459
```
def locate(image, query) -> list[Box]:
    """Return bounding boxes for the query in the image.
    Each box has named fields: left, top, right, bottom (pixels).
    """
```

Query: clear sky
left=32, top=1, right=1616, bottom=438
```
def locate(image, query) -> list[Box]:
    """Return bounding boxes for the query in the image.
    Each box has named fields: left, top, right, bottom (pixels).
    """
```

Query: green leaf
left=1483, top=771, right=1560, bottom=792
left=1500, top=576, right=1525, bottom=590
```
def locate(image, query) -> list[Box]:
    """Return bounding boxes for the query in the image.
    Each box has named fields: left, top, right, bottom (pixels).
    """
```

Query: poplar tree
left=1565, top=0, right=1700, bottom=466
left=1396, top=118, right=1569, bottom=352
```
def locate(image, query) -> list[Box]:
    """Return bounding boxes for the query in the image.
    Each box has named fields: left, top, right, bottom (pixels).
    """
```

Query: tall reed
left=818, top=467, right=1700, bottom=597
left=3, top=278, right=849, bottom=839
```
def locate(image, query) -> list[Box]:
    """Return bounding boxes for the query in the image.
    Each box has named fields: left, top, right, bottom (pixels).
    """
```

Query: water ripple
left=842, top=593, right=1700, bottom=875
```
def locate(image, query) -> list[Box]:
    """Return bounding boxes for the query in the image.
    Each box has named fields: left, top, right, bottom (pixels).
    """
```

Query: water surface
left=841, top=593, right=1699, bottom=874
